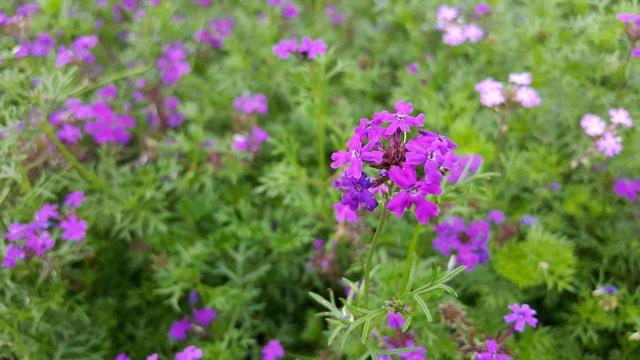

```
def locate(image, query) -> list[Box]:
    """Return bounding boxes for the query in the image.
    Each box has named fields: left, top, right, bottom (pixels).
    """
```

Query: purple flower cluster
left=580, top=108, right=633, bottom=158
left=233, top=93, right=268, bottom=115
left=436, top=4, right=489, bottom=46
left=613, top=178, right=640, bottom=201
left=503, top=303, right=538, bottom=332
left=232, top=126, right=269, bottom=154
left=3, top=191, right=87, bottom=268
left=0, top=2, right=39, bottom=30
left=267, top=0, right=299, bottom=19
left=447, top=154, right=483, bottom=184
left=476, top=340, right=511, bottom=360
left=157, top=43, right=191, bottom=86
left=55, top=35, right=98, bottom=68
left=378, top=312, right=427, bottom=360
left=262, top=339, right=285, bottom=360
left=15, top=33, right=55, bottom=59
left=194, top=18, right=235, bottom=49
left=325, top=4, right=345, bottom=25
left=616, top=13, right=640, bottom=58
left=433, top=216, right=490, bottom=271
left=273, top=36, right=327, bottom=60
left=116, top=344, right=202, bottom=360
left=475, top=73, right=542, bottom=108
left=308, top=239, right=337, bottom=275
left=331, top=100, right=459, bottom=225
left=50, top=87, right=136, bottom=145
left=168, top=304, right=217, bottom=341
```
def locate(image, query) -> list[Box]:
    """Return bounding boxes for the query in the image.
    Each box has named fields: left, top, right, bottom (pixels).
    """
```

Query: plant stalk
left=362, top=203, right=389, bottom=307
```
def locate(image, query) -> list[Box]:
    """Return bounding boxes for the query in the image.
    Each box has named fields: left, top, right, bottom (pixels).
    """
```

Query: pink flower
left=580, top=114, right=606, bottom=137
left=595, top=132, right=622, bottom=157
left=464, top=24, right=484, bottom=43
left=508, top=72, right=532, bottom=86
left=514, top=86, right=541, bottom=108
left=609, top=108, right=633, bottom=127
left=443, top=25, right=466, bottom=46
left=262, top=339, right=285, bottom=360
left=334, top=203, right=358, bottom=223
left=272, top=37, right=297, bottom=59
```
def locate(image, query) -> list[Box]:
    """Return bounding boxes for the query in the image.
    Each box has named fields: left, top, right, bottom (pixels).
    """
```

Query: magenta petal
left=387, top=192, right=409, bottom=217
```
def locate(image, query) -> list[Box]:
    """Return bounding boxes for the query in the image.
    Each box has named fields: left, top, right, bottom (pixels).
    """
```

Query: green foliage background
left=1, top=0, right=639, bottom=359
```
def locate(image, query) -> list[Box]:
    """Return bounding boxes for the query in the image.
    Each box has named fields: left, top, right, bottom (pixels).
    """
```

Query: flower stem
left=492, top=111, right=507, bottom=170
left=399, top=222, right=422, bottom=294
left=313, top=62, right=328, bottom=179
left=362, top=203, right=389, bottom=307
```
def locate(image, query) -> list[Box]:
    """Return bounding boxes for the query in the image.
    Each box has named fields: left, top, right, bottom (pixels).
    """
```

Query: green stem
left=313, top=62, right=328, bottom=179
left=491, top=111, right=507, bottom=171
left=362, top=203, right=389, bottom=307
left=66, top=64, right=150, bottom=98
left=37, top=118, right=118, bottom=201
left=399, top=222, right=422, bottom=294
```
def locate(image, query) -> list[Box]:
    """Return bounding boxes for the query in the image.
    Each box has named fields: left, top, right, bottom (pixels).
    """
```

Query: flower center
left=351, top=150, right=361, bottom=158
left=409, top=184, right=420, bottom=195
left=395, top=113, right=406, bottom=121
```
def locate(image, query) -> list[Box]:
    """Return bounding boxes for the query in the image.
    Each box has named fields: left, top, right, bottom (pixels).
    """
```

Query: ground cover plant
left=1, top=0, right=640, bottom=359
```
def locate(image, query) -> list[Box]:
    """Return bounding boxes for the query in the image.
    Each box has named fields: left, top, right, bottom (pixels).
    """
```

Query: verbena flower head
left=193, top=307, right=216, bottom=327
left=262, top=339, right=285, bottom=360
left=448, top=154, right=482, bottom=183
left=194, top=18, right=235, bottom=49
left=504, top=303, right=538, bottom=332
left=436, top=4, right=486, bottom=46
left=475, top=340, right=511, bottom=360
left=434, top=217, right=490, bottom=270
left=232, top=126, right=269, bottom=153
left=233, top=93, right=268, bottom=115
left=593, top=284, right=618, bottom=296
left=157, top=43, right=191, bottom=86
left=2, top=192, right=87, bottom=268
left=613, top=178, right=640, bottom=201
left=55, top=35, right=98, bottom=68
left=325, top=4, right=345, bottom=24
left=16, top=33, right=55, bottom=59
left=273, top=37, right=327, bottom=60
left=617, top=13, right=640, bottom=57
left=175, top=345, right=203, bottom=360
left=580, top=109, right=632, bottom=158
left=268, top=0, right=299, bottom=19
left=331, top=100, right=458, bottom=224
left=487, top=209, right=505, bottom=225
left=475, top=73, right=541, bottom=109
left=406, top=62, right=419, bottom=74
left=168, top=317, right=191, bottom=341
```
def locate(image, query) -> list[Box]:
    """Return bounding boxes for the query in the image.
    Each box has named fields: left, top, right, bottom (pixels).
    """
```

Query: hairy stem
left=362, top=203, right=389, bottom=307
left=399, top=222, right=422, bottom=294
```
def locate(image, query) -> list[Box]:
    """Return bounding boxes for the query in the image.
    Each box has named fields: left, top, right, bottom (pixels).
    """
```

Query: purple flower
left=595, top=132, right=622, bottom=157
left=448, top=154, right=483, bottom=183
left=282, top=5, right=299, bottom=18
left=382, top=100, right=425, bottom=136
left=232, top=127, right=269, bottom=153
left=233, top=93, right=268, bottom=115
left=464, top=24, right=484, bottom=43
left=168, top=317, right=191, bottom=341
left=188, top=290, right=200, bottom=305
left=443, top=24, right=466, bottom=46
left=580, top=114, right=606, bottom=137
left=387, top=164, right=440, bottom=224
left=504, top=303, right=538, bottom=332
left=386, top=311, right=404, bottom=330
left=433, top=217, right=490, bottom=271
left=340, top=173, right=378, bottom=211
left=436, top=5, right=460, bottom=26
left=193, top=307, right=216, bottom=327
left=514, top=86, right=541, bottom=108
left=474, top=3, right=492, bottom=18
left=194, top=18, right=235, bottom=49
left=613, top=178, right=640, bottom=201
left=520, top=215, right=538, bottom=226
left=331, top=134, right=383, bottom=178
left=84, top=102, right=136, bottom=144
left=164, top=96, right=186, bottom=128
left=157, top=43, right=191, bottom=86
left=3, top=245, right=26, bottom=268
left=35, top=204, right=59, bottom=224
left=334, top=203, right=358, bottom=223
left=29, top=33, right=55, bottom=57
left=115, top=353, right=131, bottom=360
left=406, top=62, right=419, bottom=74
left=147, top=355, right=158, bottom=360
left=297, top=36, right=327, bottom=59
left=593, top=285, right=618, bottom=296
left=57, top=123, right=82, bottom=144
left=262, top=339, right=285, bottom=360
left=175, top=345, right=203, bottom=360
left=475, top=340, right=511, bottom=360
left=64, top=191, right=85, bottom=208
left=272, top=37, right=298, bottom=59
left=508, top=72, right=532, bottom=86
left=98, top=85, right=117, bottom=101
left=60, top=215, right=87, bottom=241
left=475, top=78, right=505, bottom=107
left=325, top=4, right=345, bottom=24
left=609, top=108, right=633, bottom=128
left=487, top=209, right=505, bottom=224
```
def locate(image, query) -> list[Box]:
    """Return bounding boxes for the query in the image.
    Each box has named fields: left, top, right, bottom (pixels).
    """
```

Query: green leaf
left=412, top=294, right=432, bottom=322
